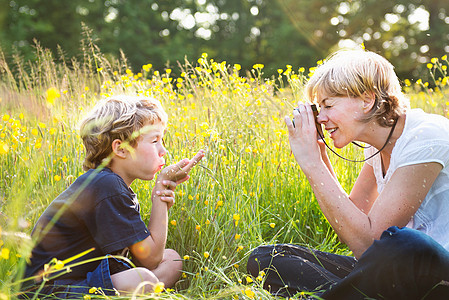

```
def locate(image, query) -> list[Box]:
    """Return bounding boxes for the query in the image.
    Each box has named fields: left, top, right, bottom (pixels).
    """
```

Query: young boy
left=21, top=95, right=204, bottom=298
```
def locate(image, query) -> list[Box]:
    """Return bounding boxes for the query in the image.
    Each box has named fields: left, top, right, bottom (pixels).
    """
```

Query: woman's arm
left=285, top=104, right=442, bottom=258
left=306, top=161, right=441, bottom=258
left=349, top=163, right=379, bottom=214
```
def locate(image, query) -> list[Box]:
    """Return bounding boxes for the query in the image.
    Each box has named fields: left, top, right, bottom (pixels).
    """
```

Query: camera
left=292, top=104, right=323, bottom=138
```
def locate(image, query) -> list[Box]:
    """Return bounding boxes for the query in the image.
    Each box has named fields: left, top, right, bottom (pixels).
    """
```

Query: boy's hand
left=153, top=150, right=204, bottom=208
left=158, top=150, right=205, bottom=184
left=155, top=184, right=176, bottom=209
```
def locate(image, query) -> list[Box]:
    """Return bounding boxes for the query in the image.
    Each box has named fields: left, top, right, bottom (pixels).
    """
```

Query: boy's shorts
left=21, top=256, right=131, bottom=299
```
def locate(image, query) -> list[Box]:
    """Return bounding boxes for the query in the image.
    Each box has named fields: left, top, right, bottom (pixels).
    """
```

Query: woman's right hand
left=285, top=103, right=323, bottom=170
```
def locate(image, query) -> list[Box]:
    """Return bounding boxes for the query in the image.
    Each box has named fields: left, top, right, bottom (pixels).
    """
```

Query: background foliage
left=0, top=1, right=449, bottom=299
left=1, top=0, right=448, bottom=78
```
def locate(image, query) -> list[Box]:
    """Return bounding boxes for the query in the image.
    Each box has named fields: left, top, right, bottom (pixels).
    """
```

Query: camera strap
left=317, top=118, right=398, bottom=163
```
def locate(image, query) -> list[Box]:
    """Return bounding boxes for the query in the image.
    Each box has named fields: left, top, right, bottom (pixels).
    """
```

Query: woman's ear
left=361, top=92, right=376, bottom=113
left=111, top=139, right=127, bottom=158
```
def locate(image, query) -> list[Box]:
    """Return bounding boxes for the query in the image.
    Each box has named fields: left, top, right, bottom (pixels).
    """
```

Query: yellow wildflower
left=183, top=255, right=190, bottom=260
left=203, top=251, right=210, bottom=259
left=269, top=223, right=275, bottom=228
left=46, top=87, right=61, bottom=105
left=245, top=288, right=256, bottom=299
left=0, top=141, right=9, bottom=155
left=153, top=282, right=164, bottom=293
left=0, top=248, right=10, bottom=259
left=170, top=220, right=177, bottom=226
left=233, top=214, right=240, bottom=226
left=54, top=260, right=64, bottom=269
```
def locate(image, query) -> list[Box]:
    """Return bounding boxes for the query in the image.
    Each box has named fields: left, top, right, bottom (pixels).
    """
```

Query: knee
left=377, top=227, right=443, bottom=259
left=111, top=267, right=159, bottom=293
left=134, top=267, right=159, bottom=283
left=362, top=227, right=448, bottom=272
left=247, top=245, right=276, bottom=276
left=163, top=249, right=183, bottom=271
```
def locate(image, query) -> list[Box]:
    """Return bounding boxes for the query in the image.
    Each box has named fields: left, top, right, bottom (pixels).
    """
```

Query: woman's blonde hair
left=306, top=49, right=409, bottom=127
left=80, top=95, right=168, bottom=171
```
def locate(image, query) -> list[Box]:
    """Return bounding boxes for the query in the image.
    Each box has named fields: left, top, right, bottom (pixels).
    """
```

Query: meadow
left=0, top=39, right=448, bottom=299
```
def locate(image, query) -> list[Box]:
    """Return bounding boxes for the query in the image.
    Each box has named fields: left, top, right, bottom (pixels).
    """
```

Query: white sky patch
left=338, top=2, right=350, bottom=15
left=195, top=27, right=212, bottom=39
left=338, top=39, right=359, bottom=49
left=171, top=8, right=195, bottom=30
left=250, top=6, right=259, bottom=16
left=385, top=13, right=400, bottom=24
left=408, top=6, right=430, bottom=31
left=170, top=4, right=220, bottom=34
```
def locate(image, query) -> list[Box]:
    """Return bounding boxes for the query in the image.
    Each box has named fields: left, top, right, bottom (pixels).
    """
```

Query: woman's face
left=316, top=95, right=366, bottom=148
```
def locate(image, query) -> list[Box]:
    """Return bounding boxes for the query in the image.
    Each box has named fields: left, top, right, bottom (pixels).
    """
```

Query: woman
left=247, top=50, right=449, bottom=299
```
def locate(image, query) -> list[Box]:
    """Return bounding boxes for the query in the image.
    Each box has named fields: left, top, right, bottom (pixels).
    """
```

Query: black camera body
left=292, top=104, right=323, bottom=138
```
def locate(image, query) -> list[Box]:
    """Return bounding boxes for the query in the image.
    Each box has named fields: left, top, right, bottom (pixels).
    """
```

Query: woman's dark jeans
left=247, top=226, right=449, bottom=299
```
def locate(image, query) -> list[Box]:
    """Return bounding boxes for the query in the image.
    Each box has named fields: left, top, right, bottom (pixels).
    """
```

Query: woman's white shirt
left=365, top=108, right=449, bottom=251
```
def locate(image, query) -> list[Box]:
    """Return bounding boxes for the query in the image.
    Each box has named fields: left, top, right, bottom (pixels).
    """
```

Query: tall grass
left=0, top=39, right=448, bottom=299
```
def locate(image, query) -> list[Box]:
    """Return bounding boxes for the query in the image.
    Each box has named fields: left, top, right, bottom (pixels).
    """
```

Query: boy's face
left=123, top=122, right=166, bottom=183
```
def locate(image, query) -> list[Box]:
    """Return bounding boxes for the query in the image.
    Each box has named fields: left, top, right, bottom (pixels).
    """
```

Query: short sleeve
left=364, top=146, right=377, bottom=166
left=395, top=139, right=449, bottom=169
left=393, top=115, right=449, bottom=169
left=92, top=193, right=150, bottom=253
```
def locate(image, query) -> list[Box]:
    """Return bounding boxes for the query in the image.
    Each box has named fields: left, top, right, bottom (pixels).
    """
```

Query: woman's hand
left=285, top=103, right=323, bottom=170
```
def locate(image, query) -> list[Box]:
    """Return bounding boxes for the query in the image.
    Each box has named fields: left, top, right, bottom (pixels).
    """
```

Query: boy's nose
left=159, top=145, right=167, bottom=157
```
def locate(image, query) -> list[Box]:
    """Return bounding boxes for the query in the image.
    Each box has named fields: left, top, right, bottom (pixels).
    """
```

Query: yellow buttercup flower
left=54, top=260, right=64, bottom=269
left=203, top=251, right=210, bottom=259
left=244, top=287, right=255, bottom=299
left=46, top=87, right=61, bottom=105
left=0, top=248, right=10, bottom=259
left=153, top=282, right=164, bottom=293
left=0, top=141, right=9, bottom=155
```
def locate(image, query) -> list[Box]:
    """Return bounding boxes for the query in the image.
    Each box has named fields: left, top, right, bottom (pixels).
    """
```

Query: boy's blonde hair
left=80, top=95, right=168, bottom=171
left=306, top=49, right=409, bottom=127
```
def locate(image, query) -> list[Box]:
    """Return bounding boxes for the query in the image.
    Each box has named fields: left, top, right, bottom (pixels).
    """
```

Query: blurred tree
left=95, top=0, right=200, bottom=72
left=1, top=0, right=84, bottom=61
left=276, top=0, right=448, bottom=78
left=1, top=0, right=447, bottom=79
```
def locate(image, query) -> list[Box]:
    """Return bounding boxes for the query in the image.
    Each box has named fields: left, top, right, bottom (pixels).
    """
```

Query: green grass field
left=0, top=42, right=448, bottom=299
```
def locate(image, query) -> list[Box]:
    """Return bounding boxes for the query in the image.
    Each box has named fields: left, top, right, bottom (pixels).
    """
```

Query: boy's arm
left=130, top=151, right=204, bottom=269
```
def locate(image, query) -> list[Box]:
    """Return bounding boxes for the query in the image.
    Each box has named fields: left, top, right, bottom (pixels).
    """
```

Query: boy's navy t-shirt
left=24, top=168, right=150, bottom=282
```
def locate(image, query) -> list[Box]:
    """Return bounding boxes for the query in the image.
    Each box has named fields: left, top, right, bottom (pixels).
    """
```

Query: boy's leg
left=111, top=249, right=182, bottom=294
left=246, top=244, right=356, bottom=297
left=150, top=248, right=183, bottom=288
left=322, top=226, right=449, bottom=299
left=111, top=267, right=159, bottom=294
